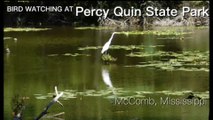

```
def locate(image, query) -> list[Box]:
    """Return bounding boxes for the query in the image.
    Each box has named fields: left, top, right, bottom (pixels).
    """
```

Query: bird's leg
left=103, top=51, right=108, bottom=55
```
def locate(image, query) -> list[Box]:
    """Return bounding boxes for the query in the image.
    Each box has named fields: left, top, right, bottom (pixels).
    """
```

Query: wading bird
left=101, top=32, right=117, bottom=54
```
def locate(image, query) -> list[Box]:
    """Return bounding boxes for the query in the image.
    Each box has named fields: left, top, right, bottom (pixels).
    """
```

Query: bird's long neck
left=109, top=33, right=115, bottom=42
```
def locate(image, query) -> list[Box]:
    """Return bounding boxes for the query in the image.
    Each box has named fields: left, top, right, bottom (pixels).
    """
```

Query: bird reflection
left=102, top=68, right=113, bottom=88
left=102, top=67, right=116, bottom=94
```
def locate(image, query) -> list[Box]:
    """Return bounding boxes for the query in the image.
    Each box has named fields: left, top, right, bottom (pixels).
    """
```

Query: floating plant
left=127, top=51, right=168, bottom=57
left=47, top=53, right=90, bottom=57
left=4, top=27, right=51, bottom=32
left=101, top=54, right=117, bottom=62
left=78, top=45, right=164, bottom=51
left=62, top=53, right=90, bottom=57
left=34, top=89, right=209, bottom=100
left=47, top=54, right=59, bottom=57
left=74, top=27, right=113, bottom=30
left=78, top=46, right=102, bottom=51
left=116, top=30, right=193, bottom=36
left=126, top=51, right=209, bottom=72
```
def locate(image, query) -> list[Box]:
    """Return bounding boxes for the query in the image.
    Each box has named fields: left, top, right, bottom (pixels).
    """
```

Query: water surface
left=4, top=27, right=209, bottom=120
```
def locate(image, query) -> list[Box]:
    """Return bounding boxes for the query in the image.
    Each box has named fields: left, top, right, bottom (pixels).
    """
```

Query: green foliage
left=101, top=54, right=117, bottom=62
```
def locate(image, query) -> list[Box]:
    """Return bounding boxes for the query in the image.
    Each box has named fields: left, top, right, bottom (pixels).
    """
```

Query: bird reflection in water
left=101, top=67, right=116, bottom=95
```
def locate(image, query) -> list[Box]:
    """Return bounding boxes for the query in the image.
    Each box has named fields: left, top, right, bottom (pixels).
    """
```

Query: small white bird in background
left=101, top=32, right=117, bottom=54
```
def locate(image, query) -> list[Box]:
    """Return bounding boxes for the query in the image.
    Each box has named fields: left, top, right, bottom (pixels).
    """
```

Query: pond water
left=4, top=27, right=209, bottom=120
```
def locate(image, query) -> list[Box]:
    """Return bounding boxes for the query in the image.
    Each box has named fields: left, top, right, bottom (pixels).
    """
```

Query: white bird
left=101, top=32, right=117, bottom=54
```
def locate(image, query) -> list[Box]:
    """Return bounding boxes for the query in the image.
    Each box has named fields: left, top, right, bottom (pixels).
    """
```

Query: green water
left=4, top=27, right=209, bottom=120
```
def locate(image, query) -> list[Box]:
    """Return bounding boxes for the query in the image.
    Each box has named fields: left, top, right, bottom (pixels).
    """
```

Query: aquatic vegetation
left=47, top=53, right=90, bottom=57
left=4, top=37, right=17, bottom=40
left=116, top=30, right=193, bottom=36
left=157, top=36, right=190, bottom=40
left=195, top=26, right=209, bottom=29
left=74, top=26, right=208, bottom=38
left=101, top=54, right=117, bottom=62
left=126, top=51, right=209, bottom=72
left=74, top=27, right=113, bottom=30
left=74, top=26, right=200, bottom=36
left=63, top=53, right=90, bottom=57
left=153, top=26, right=209, bottom=30
left=34, top=89, right=209, bottom=100
left=78, top=45, right=164, bottom=51
left=78, top=46, right=102, bottom=51
left=127, top=51, right=167, bottom=57
left=109, top=45, right=143, bottom=50
left=4, top=27, right=51, bottom=32
left=35, top=96, right=47, bottom=100
left=47, top=54, right=59, bottom=57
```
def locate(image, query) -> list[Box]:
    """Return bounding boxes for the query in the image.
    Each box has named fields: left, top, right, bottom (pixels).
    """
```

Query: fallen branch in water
left=34, top=86, right=64, bottom=120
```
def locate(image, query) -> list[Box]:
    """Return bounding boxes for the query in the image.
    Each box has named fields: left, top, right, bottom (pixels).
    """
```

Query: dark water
left=4, top=27, right=209, bottom=120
